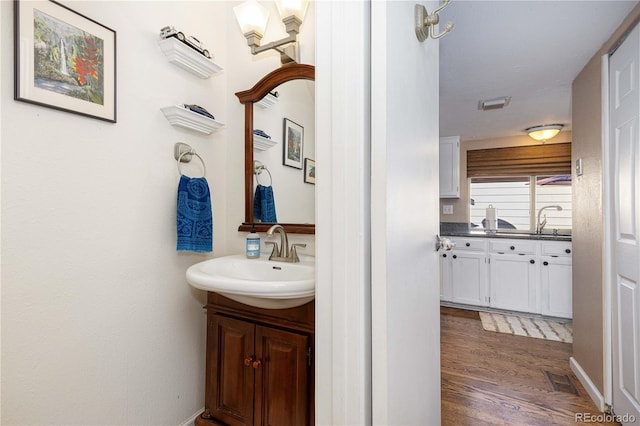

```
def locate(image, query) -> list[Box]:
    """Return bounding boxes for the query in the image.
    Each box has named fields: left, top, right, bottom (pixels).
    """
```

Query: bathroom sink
left=186, top=254, right=315, bottom=309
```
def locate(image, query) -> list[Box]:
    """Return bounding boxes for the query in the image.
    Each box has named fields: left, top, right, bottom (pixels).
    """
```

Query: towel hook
left=254, top=160, right=272, bottom=186
left=175, top=142, right=206, bottom=177
left=415, top=0, right=454, bottom=42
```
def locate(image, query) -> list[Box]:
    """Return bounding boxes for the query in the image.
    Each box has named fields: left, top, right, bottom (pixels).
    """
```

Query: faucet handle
left=265, top=241, right=279, bottom=259
left=289, top=243, right=307, bottom=262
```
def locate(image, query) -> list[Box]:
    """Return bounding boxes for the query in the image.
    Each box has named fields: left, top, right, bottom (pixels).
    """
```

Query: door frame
left=602, top=51, right=613, bottom=411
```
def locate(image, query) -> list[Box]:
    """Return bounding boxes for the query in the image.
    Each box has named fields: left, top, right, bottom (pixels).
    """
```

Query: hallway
left=441, top=307, right=620, bottom=425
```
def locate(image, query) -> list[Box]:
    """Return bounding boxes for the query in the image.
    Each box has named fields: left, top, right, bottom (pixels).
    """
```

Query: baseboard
left=179, top=409, right=204, bottom=426
left=570, top=357, right=605, bottom=412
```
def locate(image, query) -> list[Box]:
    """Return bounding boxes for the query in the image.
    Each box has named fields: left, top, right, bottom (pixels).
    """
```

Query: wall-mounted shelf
left=253, top=134, right=277, bottom=151
left=161, top=105, right=224, bottom=134
left=158, top=38, right=222, bottom=79
left=256, top=92, right=279, bottom=109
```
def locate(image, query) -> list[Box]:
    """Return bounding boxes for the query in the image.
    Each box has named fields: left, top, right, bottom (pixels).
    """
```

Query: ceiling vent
left=478, top=96, right=511, bottom=111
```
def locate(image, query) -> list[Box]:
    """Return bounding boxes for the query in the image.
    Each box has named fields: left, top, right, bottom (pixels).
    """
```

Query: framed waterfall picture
left=14, top=0, right=117, bottom=122
left=283, top=118, right=304, bottom=169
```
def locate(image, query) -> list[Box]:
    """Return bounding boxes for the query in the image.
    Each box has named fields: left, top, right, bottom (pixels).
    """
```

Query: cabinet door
left=540, top=256, right=572, bottom=318
left=451, top=251, right=487, bottom=306
left=208, top=315, right=255, bottom=426
left=440, top=252, right=452, bottom=301
left=489, top=253, right=537, bottom=313
left=254, top=326, right=310, bottom=426
left=439, top=136, right=460, bottom=198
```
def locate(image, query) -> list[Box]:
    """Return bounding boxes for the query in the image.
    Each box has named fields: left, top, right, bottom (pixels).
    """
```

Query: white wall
left=1, top=1, right=314, bottom=424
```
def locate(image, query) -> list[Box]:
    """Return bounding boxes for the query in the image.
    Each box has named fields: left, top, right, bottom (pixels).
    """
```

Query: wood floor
left=441, top=307, right=619, bottom=426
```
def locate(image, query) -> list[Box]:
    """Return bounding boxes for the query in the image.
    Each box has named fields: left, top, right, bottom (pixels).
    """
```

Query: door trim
left=602, top=52, right=614, bottom=409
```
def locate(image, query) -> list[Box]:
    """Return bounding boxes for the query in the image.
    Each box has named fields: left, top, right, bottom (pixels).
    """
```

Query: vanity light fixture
left=233, top=0, right=308, bottom=64
left=525, top=124, right=564, bottom=143
left=415, top=0, right=454, bottom=42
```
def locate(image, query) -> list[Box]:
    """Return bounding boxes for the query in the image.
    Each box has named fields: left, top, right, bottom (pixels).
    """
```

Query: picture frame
left=14, top=0, right=117, bottom=122
left=304, top=158, right=315, bottom=184
left=283, top=118, right=304, bottom=169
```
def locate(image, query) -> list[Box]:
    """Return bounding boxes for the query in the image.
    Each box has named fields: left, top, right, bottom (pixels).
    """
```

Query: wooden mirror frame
left=236, top=63, right=315, bottom=234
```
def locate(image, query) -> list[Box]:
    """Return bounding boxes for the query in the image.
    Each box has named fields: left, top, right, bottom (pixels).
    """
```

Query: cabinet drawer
left=540, top=241, right=572, bottom=257
left=449, top=237, right=487, bottom=252
left=489, top=239, right=537, bottom=255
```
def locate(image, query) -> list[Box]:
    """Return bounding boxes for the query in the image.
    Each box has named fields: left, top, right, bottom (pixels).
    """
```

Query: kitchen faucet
left=536, top=205, right=563, bottom=234
left=266, top=224, right=306, bottom=263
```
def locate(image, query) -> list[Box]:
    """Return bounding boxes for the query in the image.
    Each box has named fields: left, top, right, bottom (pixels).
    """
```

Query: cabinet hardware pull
left=543, top=261, right=549, bottom=266
left=452, top=254, right=457, bottom=259
left=466, top=242, right=471, bottom=247
left=442, top=253, right=447, bottom=258
left=510, top=246, right=515, bottom=250
left=252, top=359, right=262, bottom=369
left=530, top=259, right=535, bottom=264
left=244, top=357, right=254, bottom=367
left=565, top=249, right=571, bottom=254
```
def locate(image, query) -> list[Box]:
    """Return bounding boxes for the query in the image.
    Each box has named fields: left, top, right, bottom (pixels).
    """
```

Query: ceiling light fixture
left=525, top=124, right=564, bottom=142
left=234, top=0, right=308, bottom=64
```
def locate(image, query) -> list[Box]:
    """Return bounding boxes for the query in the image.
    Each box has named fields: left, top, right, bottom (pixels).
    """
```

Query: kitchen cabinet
left=540, top=242, right=573, bottom=318
left=488, top=239, right=538, bottom=313
left=440, top=237, right=488, bottom=306
left=440, top=236, right=572, bottom=318
left=439, top=136, right=460, bottom=198
left=440, top=252, right=452, bottom=301
left=489, top=253, right=538, bottom=313
left=197, top=293, right=314, bottom=426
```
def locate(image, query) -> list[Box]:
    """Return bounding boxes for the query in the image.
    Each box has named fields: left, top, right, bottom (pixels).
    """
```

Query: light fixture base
left=243, top=30, right=263, bottom=48
left=282, top=15, right=302, bottom=35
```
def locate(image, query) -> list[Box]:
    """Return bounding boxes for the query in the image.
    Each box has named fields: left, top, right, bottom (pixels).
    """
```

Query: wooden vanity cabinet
left=196, top=293, right=314, bottom=426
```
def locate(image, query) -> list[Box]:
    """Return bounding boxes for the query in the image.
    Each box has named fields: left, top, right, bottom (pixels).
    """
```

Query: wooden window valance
left=467, top=142, right=571, bottom=178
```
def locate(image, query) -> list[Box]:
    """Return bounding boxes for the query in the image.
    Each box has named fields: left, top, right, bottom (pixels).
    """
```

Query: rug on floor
left=479, top=312, right=573, bottom=343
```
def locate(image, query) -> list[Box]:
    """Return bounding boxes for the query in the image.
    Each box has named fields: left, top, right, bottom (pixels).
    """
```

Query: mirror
left=236, top=64, right=315, bottom=234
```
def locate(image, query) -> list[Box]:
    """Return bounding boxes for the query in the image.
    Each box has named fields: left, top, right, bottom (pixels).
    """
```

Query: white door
left=609, top=22, right=640, bottom=423
left=370, top=1, right=441, bottom=424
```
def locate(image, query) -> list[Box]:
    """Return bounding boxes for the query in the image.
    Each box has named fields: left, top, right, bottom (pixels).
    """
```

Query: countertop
left=442, top=230, right=572, bottom=242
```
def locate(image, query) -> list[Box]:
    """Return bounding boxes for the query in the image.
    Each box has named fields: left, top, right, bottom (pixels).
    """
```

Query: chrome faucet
left=536, top=205, right=563, bottom=234
left=266, top=224, right=306, bottom=263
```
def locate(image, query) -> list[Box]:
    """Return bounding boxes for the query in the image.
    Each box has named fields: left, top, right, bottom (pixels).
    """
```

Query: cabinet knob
left=442, top=253, right=447, bottom=258
left=543, top=261, right=549, bottom=266
left=530, top=259, right=535, bottom=264
left=466, top=242, right=471, bottom=247
left=452, top=254, right=457, bottom=259
left=565, top=249, right=571, bottom=254
left=252, top=359, right=262, bottom=369
left=244, top=357, right=254, bottom=367
left=510, top=246, right=515, bottom=250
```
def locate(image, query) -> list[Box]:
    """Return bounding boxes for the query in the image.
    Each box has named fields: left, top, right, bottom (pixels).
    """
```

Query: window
left=470, top=175, right=572, bottom=232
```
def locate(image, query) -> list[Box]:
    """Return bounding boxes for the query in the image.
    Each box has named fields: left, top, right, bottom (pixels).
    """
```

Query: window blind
left=466, top=142, right=571, bottom=178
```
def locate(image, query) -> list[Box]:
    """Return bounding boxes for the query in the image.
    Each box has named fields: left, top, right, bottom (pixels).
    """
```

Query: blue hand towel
left=253, top=184, right=277, bottom=223
left=177, top=175, right=213, bottom=252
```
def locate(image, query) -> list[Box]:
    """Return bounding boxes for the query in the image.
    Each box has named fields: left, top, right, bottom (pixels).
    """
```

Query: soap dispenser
left=246, top=224, right=260, bottom=259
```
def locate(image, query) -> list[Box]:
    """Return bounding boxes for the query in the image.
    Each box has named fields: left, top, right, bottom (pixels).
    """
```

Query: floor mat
left=479, top=311, right=572, bottom=343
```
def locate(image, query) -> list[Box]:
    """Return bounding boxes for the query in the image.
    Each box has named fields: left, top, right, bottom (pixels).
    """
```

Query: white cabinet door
left=440, top=252, right=452, bottom=301
left=439, top=136, right=460, bottom=198
left=451, top=251, right=488, bottom=306
left=540, top=256, right=572, bottom=318
left=489, top=253, right=537, bottom=313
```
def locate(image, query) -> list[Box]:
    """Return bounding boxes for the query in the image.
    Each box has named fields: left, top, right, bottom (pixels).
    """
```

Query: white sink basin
left=186, top=254, right=315, bottom=309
